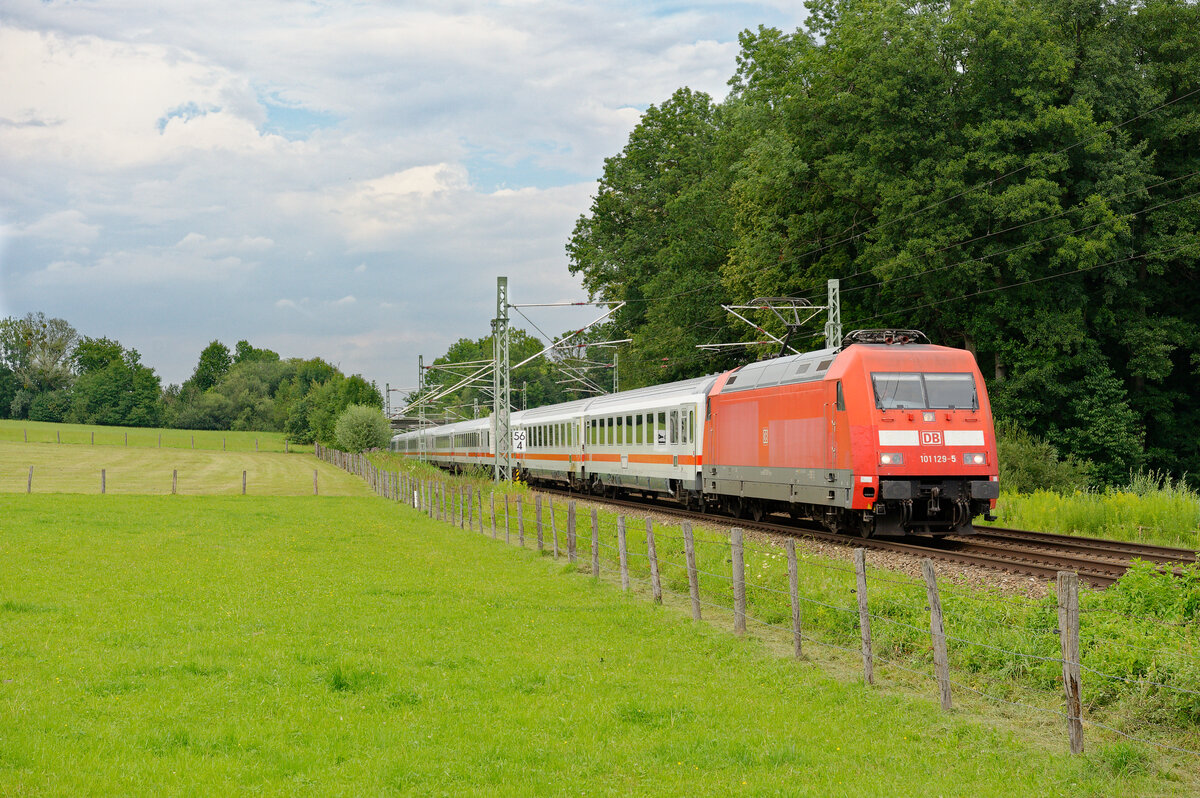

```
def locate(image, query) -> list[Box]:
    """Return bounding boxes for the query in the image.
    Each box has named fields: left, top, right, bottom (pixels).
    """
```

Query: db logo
left=921, top=431, right=943, bottom=446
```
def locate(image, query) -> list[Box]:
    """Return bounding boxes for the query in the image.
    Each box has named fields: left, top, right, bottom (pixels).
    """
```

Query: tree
left=233, top=340, right=280, bottom=365
left=334, top=404, right=391, bottom=453
left=0, top=312, right=78, bottom=391
left=191, top=340, right=232, bottom=392
left=70, top=340, right=163, bottom=427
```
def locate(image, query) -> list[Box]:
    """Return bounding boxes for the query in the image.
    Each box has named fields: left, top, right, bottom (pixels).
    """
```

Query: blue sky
left=0, top=1, right=807, bottom=390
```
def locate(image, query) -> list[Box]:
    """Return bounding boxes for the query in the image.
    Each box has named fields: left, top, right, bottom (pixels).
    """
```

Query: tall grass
left=987, top=471, right=1200, bottom=549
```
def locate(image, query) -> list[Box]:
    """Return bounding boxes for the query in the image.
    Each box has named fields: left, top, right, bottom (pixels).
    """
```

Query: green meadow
left=0, top=419, right=291, bottom=452
left=2, top=491, right=1192, bottom=796
left=0, top=425, right=366, bottom=497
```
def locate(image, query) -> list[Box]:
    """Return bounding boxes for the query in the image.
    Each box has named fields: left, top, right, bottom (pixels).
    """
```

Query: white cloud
left=0, top=0, right=810, bottom=387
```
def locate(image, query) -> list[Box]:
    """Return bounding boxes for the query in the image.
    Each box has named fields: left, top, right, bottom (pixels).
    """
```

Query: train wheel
left=749, top=501, right=765, bottom=523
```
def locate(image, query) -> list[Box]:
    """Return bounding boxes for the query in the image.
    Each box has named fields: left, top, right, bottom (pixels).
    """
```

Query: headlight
left=879, top=452, right=904, bottom=465
left=964, top=452, right=987, bottom=465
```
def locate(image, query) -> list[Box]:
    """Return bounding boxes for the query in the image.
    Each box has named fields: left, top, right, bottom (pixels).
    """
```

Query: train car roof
left=580, top=374, right=719, bottom=415
left=718, top=346, right=841, bottom=393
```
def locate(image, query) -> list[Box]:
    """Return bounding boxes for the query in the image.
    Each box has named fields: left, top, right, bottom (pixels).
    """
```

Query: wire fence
left=321, top=445, right=1200, bottom=762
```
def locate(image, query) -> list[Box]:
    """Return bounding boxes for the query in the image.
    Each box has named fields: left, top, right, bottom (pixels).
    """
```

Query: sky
left=0, top=0, right=807, bottom=396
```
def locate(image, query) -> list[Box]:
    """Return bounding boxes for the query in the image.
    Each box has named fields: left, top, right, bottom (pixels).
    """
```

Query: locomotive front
left=842, top=332, right=1000, bottom=536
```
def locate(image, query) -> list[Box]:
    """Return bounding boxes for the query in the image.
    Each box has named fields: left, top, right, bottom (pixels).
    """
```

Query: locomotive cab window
left=872, top=372, right=978, bottom=410
left=836, top=381, right=845, bottom=411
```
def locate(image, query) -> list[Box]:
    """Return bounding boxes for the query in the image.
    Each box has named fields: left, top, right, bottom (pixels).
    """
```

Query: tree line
left=566, top=0, right=1199, bottom=485
left=0, top=312, right=382, bottom=445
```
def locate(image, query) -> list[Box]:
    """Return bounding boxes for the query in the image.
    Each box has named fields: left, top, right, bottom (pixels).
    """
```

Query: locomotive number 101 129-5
left=920, top=454, right=957, bottom=464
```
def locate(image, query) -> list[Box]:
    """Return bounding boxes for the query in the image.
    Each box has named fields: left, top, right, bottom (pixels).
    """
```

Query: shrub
left=995, top=419, right=1093, bottom=493
left=334, top=404, right=390, bottom=453
left=28, top=389, right=72, bottom=422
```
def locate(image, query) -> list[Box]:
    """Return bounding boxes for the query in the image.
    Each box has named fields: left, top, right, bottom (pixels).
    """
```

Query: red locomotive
left=393, top=329, right=999, bottom=537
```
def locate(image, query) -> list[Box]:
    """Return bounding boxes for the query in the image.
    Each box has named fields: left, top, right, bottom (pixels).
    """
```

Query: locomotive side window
left=836, top=381, right=845, bottom=411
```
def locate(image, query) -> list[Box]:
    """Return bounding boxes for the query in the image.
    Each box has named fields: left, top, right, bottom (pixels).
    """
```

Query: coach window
left=680, top=412, right=688, bottom=445
left=626, top=416, right=633, bottom=444
left=688, top=410, right=695, bottom=443
left=669, top=410, right=679, bottom=444
left=836, top=381, right=845, bottom=411
left=657, top=412, right=666, bottom=443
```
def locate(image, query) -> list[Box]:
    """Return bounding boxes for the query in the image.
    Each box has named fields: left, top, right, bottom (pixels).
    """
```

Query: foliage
left=189, top=340, right=232, bottom=393
left=28, top=389, right=72, bottom=423
left=69, top=337, right=163, bottom=427
left=333, top=404, right=391, bottom=453
left=0, top=312, right=78, bottom=396
left=567, top=0, right=1200, bottom=480
left=995, top=419, right=1093, bottom=493
left=985, top=479, right=1200, bottom=548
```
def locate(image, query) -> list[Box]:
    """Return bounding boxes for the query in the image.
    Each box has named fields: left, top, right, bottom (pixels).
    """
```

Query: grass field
left=0, top=419, right=290, bottom=452
left=1, top=493, right=1191, bottom=796
left=0, top=440, right=370, bottom=496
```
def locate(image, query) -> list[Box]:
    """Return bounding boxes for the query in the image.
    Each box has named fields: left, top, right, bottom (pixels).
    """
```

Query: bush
left=995, top=419, right=1093, bottom=493
left=28, top=390, right=72, bottom=422
left=334, top=404, right=391, bottom=453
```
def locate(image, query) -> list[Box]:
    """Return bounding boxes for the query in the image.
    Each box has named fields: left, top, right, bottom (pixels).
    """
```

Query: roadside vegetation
left=988, top=422, right=1200, bottom=548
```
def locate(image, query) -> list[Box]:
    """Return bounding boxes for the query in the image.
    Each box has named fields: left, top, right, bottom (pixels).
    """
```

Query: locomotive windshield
left=872, top=372, right=978, bottom=410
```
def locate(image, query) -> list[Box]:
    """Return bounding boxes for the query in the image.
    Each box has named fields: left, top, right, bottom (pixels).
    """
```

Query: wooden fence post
left=24, top=428, right=27, bottom=443
left=467, top=486, right=474, bottom=528
left=57, top=430, right=60, bottom=444
left=787, top=539, right=802, bottom=659
left=591, top=507, right=599, bottom=578
left=683, top=522, right=700, bottom=621
left=125, top=432, right=128, bottom=447
left=535, top=495, right=544, bottom=552
left=567, top=502, right=577, bottom=563
left=490, top=493, right=497, bottom=539
left=504, top=494, right=511, bottom=544
left=223, top=437, right=226, bottom=451
left=173, top=469, right=178, bottom=495
left=460, top=486, right=466, bottom=528
left=27, top=466, right=33, bottom=493
left=478, top=491, right=485, bottom=533
left=518, top=497, right=525, bottom=546
left=101, top=469, right=106, bottom=494
left=921, top=558, right=952, bottom=711
left=731, top=528, right=746, bottom=635
left=617, top=516, right=629, bottom=591
left=646, top=518, right=661, bottom=605
left=1057, top=571, right=1084, bottom=754
left=242, top=470, right=247, bottom=495
left=854, top=548, right=874, bottom=686
left=549, top=497, right=559, bottom=558
left=91, top=431, right=94, bottom=445
left=191, top=435, right=194, bottom=449
left=255, top=438, right=259, bottom=452
left=313, top=469, right=318, bottom=496
left=158, top=434, right=162, bottom=448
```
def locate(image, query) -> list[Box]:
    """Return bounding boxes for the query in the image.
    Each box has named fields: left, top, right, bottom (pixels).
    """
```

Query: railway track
left=536, top=486, right=1198, bottom=588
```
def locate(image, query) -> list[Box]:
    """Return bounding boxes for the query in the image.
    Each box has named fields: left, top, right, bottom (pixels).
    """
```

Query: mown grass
left=0, top=419, right=291, bottom=452
left=0, top=440, right=369, bottom=496
left=372, top=453, right=1200, bottom=765
left=2, top=494, right=1189, bottom=796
